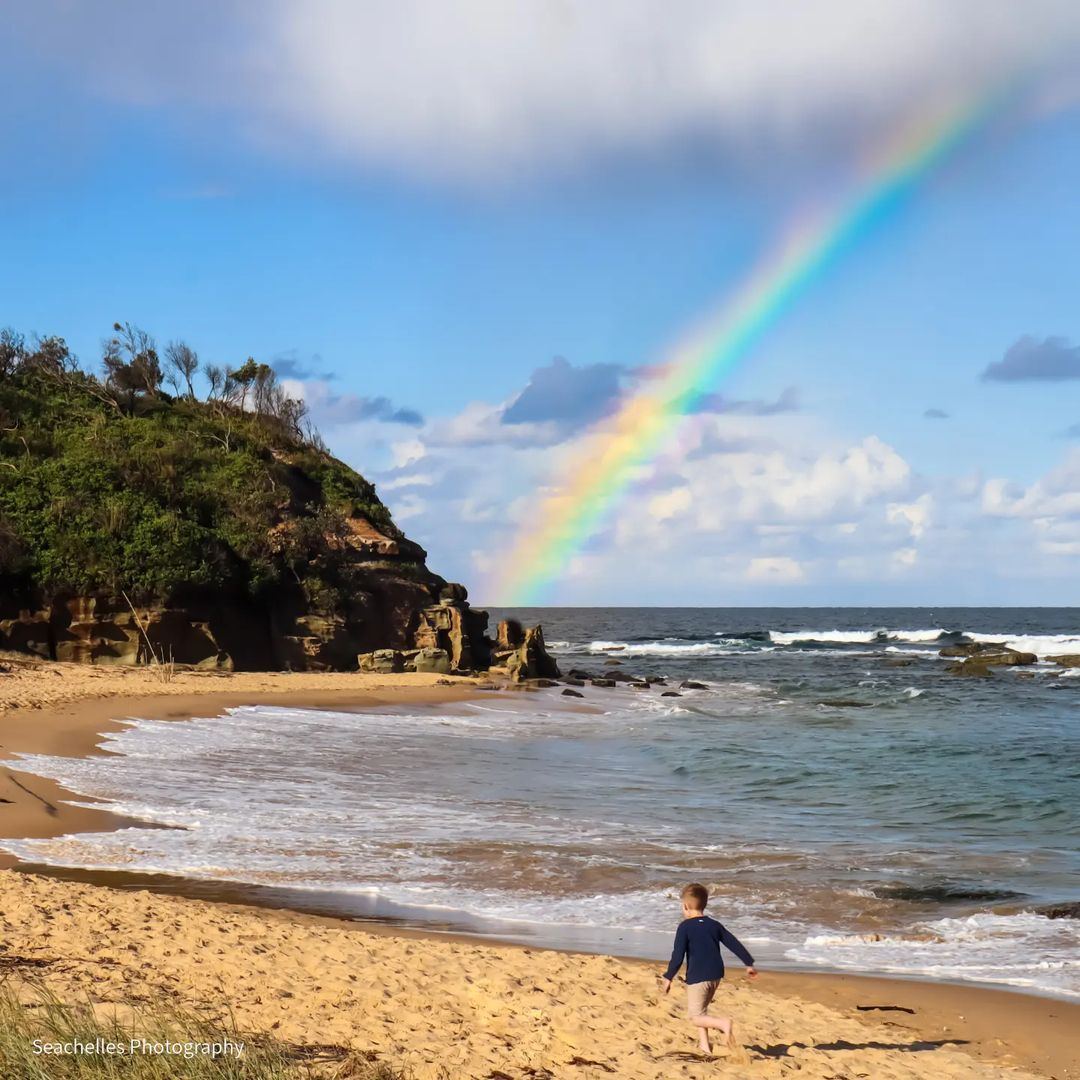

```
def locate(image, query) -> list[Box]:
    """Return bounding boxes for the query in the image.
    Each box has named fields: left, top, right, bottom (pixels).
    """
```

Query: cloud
left=323, top=378, right=1076, bottom=601
left=982, top=447, right=1080, bottom=522
left=747, top=556, right=805, bottom=584
left=692, top=386, right=800, bottom=416
left=502, top=356, right=624, bottom=428
left=1066, top=423, right=1080, bottom=438
left=271, top=352, right=337, bottom=382
left=924, top=407, right=950, bottom=419
left=886, top=493, right=933, bottom=539
left=281, top=378, right=423, bottom=426
left=10, top=1, right=1080, bottom=183
left=982, top=335, right=1080, bottom=381
left=980, top=449, right=1080, bottom=560
left=647, top=487, right=692, bottom=523
left=427, top=400, right=565, bottom=449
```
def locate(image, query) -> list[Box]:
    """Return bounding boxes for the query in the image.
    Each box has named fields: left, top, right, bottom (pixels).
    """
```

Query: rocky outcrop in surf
left=940, top=641, right=1037, bottom=677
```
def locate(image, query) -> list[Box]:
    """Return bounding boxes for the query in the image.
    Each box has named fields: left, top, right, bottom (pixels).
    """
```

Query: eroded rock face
left=0, top=570, right=561, bottom=679
left=504, top=625, right=561, bottom=683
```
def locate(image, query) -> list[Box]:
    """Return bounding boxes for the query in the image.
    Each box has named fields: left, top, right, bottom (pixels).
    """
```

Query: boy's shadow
left=748, top=1037, right=971, bottom=1058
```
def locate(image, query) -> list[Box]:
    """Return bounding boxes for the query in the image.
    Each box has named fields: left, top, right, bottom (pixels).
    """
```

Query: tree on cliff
left=0, top=322, right=421, bottom=622
left=164, top=340, right=200, bottom=399
left=102, top=322, right=164, bottom=413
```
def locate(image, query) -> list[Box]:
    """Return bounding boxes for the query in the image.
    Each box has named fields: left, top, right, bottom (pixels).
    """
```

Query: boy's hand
left=746, top=966, right=758, bottom=980
left=660, top=976, right=672, bottom=995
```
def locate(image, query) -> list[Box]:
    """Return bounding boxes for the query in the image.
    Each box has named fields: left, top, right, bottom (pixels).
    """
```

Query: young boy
left=660, top=883, right=758, bottom=1054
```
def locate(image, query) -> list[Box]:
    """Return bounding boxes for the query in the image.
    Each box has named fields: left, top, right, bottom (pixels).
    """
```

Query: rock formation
left=484, top=619, right=560, bottom=682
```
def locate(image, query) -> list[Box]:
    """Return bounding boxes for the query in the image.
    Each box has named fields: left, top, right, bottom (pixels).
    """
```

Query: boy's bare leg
left=694, top=1020, right=711, bottom=1053
left=691, top=1012, right=732, bottom=1051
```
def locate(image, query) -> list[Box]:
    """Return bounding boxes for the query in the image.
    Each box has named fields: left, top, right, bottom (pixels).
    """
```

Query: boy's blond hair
left=681, top=882, right=709, bottom=910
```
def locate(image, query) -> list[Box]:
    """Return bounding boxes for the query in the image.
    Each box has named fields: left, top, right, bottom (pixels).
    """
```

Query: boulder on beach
left=358, top=649, right=404, bottom=674
left=412, top=647, right=451, bottom=674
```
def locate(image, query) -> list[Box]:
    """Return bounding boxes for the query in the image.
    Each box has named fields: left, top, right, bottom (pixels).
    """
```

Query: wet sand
left=0, top=658, right=1076, bottom=1078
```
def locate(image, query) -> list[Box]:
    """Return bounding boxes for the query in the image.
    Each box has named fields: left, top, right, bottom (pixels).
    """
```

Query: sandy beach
left=0, top=659, right=1076, bottom=1079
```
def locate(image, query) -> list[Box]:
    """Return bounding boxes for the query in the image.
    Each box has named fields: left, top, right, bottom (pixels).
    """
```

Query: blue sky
left=3, top=2, right=1080, bottom=604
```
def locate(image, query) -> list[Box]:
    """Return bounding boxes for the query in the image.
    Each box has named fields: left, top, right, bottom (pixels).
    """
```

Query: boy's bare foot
left=698, top=1032, right=711, bottom=1054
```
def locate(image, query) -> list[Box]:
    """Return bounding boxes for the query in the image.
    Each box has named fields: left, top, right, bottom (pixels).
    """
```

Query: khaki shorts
left=686, top=979, right=720, bottom=1018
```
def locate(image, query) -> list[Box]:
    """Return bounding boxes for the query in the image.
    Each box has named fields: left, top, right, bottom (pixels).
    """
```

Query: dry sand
left=0, top=657, right=1076, bottom=1079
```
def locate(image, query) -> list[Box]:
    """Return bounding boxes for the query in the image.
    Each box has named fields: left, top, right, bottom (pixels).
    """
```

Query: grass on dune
left=0, top=985, right=411, bottom=1080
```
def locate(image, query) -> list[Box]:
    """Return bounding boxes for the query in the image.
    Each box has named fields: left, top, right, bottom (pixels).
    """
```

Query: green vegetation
left=0, top=325, right=404, bottom=613
left=0, top=985, right=411, bottom=1078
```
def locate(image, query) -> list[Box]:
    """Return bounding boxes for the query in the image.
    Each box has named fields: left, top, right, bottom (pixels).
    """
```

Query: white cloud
left=982, top=449, right=1080, bottom=521
left=747, top=556, right=805, bottom=584
left=886, top=493, right=933, bottom=539
left=311, top=374, right=1077, bottom=601
left=13, top=1, right=1080, bottom=183
left=390, top=440, right=426, bottom=469
left=647, top=487, right=692, bottom=523
left=981, top=449, right=1080, bottom=560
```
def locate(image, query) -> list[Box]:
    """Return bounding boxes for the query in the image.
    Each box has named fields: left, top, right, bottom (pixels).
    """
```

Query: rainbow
left=494, top=91, right=1006, bottom=605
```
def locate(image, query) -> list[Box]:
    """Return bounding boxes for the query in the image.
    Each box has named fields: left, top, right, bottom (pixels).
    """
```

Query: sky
left=2, top=1, right=1080, bottom=605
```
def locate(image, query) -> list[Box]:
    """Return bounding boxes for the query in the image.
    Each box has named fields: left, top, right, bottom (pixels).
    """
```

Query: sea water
left=4, top=607, right=1078, bottom=997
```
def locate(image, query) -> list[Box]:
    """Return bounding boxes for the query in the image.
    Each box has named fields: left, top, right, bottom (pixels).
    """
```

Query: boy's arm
left=660, top=922, right=688, bottom=988
left=718, top=923, right=758, bottom=974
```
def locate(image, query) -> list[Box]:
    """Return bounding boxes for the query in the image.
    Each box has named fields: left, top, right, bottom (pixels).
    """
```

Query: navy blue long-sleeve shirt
left=663, top=915, right=755, bottom=984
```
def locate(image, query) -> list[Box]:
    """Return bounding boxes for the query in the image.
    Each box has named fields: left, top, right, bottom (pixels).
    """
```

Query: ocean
left=4, top=608, right=1078, bottom=998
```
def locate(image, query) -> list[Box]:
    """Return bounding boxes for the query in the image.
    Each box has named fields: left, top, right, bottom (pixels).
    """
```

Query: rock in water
left=946, top=660, right=995, bottom=677
left=1038, top=901, right=1080, bottom=919
left=939, top=642, right=1009, bottom=658
left=505, top=625, right=561, bottom=682
left=1048, top=654, right=1080, bottom=667
left=680, top=680, right=709, bottom=690
left=561, top=688, right=584, bottom=698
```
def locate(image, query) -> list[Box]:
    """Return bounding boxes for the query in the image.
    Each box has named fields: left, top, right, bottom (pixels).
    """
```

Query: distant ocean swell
left=547, top=627, right=1080, bottom=658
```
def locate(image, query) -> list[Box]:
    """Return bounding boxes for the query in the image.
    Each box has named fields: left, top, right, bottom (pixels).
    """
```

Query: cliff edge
left=0, top=326, right=508, bottom=672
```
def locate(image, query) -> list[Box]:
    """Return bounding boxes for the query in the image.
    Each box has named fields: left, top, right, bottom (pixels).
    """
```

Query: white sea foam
left=559, top=629, right=1080, bottom=658
left=968, top=632, right=1080, bottom=656
left=585, top=640, right=738, bottom=656
left=788, top=912, right=1080, bottom=997
left=770, top=628, right=950, bottom=645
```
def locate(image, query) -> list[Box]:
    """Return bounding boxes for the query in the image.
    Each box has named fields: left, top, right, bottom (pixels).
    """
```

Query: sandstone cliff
left=0, top=328, right=520, bottom=673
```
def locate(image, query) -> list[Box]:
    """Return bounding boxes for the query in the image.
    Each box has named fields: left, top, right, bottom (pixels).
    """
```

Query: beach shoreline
left=0, top=660, right=1077, bottom=1078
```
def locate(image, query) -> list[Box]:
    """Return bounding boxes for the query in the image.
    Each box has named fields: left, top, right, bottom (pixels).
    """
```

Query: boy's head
left=680, top=882, right=709, bottom=915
